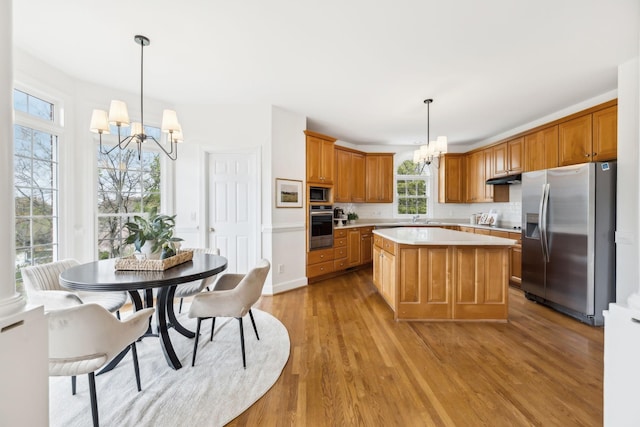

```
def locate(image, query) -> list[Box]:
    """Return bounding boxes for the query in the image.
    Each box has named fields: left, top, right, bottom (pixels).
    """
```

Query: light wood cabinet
left=465, top=150, right=493, bottom=203
left=305, top=131, right=336, bottom=184
left=306, top=247, right=334, bottom=278
left=373, top=237, right=396, bottom=308
left=334, top=147, right=365, bottom=203
left=365, top=154, right=394, bottom=203
left=374, top=242, right=510, bottom=321
left=457, top=227, right=521, bottom=288
left=592, top=105, right=618, bottom=161
left=559, top=114, right=593, bottom=166
left=492, top=137, right=523, bottom=177
left=452, top=247, right=509, bottom=320
left=509, top=231, right=522, bottom=287
left=360, top=227, right=373, bottom=264
left=524, top=126, right=559, bottom=172
left=438, top=154, right=465, bottom=203
left=333, top=228, right=348, bottom=271
left=347, top=228, right=361, bottom=267
left=559, top=105, right=618, bottom=166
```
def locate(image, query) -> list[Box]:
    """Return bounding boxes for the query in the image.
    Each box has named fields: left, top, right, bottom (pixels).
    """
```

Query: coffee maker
left=334, top=207, right=344, bottom=218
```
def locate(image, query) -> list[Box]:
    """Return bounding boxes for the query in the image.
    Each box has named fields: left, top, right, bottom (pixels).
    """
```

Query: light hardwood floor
left=230, top=269, right=604, bottom=426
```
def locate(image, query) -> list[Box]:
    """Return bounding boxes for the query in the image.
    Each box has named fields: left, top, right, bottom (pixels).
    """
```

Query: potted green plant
left=347, top=212, right=358, bottom=224
left=124, top=207, right=183, bottom=259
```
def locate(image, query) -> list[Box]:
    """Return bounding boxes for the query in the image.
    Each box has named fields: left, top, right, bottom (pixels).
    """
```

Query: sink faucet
left=412, top=215, right=420, bottom=223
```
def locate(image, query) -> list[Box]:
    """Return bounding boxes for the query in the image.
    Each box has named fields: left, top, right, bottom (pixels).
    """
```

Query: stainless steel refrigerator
left=521, top=161, right=616, bottom=325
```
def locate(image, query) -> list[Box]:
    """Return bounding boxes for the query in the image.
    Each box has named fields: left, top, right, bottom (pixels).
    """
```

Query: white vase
left=140, top=240, right=161, bottom=260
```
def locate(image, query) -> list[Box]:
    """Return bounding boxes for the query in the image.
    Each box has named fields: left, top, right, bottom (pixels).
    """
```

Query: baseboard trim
left=263, top=277, right=308, bottom=295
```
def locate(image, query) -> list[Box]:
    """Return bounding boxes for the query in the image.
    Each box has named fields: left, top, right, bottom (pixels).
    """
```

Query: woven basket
left=114, top=250, right=194, bottom=271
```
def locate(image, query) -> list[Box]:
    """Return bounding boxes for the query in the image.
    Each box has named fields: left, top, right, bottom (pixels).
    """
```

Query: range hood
left=485, top=173, right=522, bottom=185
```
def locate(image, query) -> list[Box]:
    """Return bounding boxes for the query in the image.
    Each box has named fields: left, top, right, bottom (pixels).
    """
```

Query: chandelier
left=413, top=99, right=447, bottom=171
left=89, top=35, right=183, bottom=160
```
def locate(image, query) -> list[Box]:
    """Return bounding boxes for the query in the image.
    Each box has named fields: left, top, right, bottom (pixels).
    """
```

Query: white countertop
left=335, top=218, right=521, bottom=234
left=373, top=227, right=517, bottom=246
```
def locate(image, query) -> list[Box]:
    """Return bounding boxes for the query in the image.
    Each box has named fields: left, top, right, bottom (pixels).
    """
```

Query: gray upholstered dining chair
left=47, top=303, right=154, bottom=427
left=174, top=247, right=220, bottom=313
left=188, top=259, right=270, bottom=368
left=21, top=259, right=128, bottom=315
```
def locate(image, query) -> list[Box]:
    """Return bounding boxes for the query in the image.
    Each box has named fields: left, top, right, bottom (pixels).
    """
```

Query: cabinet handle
left=592, top=152, right=597, bottom=156
left=584, top=153, right=590, bottom=157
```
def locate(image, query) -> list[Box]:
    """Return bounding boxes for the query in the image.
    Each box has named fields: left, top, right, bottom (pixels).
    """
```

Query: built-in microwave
left=309, top=186, right=330, bottom=202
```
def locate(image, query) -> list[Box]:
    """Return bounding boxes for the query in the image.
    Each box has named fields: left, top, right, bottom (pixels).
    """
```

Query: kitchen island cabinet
left=372, top=227, right=516, bottom=321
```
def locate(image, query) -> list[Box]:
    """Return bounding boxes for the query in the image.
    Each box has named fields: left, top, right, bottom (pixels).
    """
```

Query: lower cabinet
left=372, top=236, right=510, bottom=320
left=308, top=226, right=374, bottom=281
left=459, top=227, right=522, bottom=288
left=372, top=236, right=396, bottom=308
left=306, top=247, right=334, bottom=279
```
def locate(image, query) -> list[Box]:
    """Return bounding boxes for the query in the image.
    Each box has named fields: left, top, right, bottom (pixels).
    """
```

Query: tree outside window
left=396, top=159, right=429, bottom=215
left=96, top=127, right=161, bottom=259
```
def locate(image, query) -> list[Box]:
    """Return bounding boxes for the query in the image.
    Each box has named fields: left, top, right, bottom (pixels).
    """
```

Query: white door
left=206, top=151, right=259, bottom=273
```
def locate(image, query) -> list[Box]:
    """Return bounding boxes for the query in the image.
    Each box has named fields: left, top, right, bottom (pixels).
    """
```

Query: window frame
left=94, top=125, right=165, bottom=259
left=13, top=87, right=63, bottom=284
left=393, top=157, right=431, bottom=218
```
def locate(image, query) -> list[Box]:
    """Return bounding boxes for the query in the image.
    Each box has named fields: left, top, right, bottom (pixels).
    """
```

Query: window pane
left=14, top=158, right=32, bottom=187
left=15, top=218, right=31, bottom=247
left=29, top=96, right=54, bottom=121
left=33, top=218, right=54, bottom=245
left=97, top=135, right=160, bottom=258
left=32, top=245, right=54, bottom=265
left=33, top=190, right=54, bottom=216
left=14, top=125, right=31, bottom=156
left=13, top=89, right=28, bottom=113
left=33, top=130, right=54, bottom=160
left=15, top=187, right=31, bottom=216
left=33, top=160, right=54, bottom=189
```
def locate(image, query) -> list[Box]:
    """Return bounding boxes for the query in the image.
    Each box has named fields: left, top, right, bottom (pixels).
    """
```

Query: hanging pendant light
left=89, top=35, right=182, bottom=160
left=413, top=98, right=447, bottom=171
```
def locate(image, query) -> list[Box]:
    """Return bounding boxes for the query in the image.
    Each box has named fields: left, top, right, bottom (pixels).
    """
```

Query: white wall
left=616, top=58, right=640, bottom=304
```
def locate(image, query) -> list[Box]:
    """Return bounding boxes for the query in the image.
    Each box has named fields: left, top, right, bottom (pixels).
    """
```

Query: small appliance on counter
left=333, top=207, right=347, bottom=227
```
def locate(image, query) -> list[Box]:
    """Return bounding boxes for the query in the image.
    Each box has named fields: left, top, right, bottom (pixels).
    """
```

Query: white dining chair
left=48, top=303, right=155, bottom=427
left=188, top=259, right=270, bottom=368
left=174, top=247, right=220, bottom=313
left=21, top=259, right=127, bottom=315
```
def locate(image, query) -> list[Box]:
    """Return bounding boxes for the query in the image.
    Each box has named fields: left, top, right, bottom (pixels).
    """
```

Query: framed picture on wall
left=276, top=178, right=303, bottom=208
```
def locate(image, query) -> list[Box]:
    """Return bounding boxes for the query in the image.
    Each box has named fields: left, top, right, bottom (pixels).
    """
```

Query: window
left=396, top=159, right=429, bottom=215
left=13, top=89, right=59, bottom=286
left=96, top=126, right=161, bottom=259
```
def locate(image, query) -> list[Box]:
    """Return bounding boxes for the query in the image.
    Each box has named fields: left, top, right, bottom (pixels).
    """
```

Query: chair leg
left=192, top=318, right=202, bottom=367
left=238, top=317, right=246, bottom=369
left=249, top=309, right=260, bottom=340
left=71, top=375, right=76, bottom=395
left=178, top=298, right=183, bottom=314
left=116, top=310, right=121, bottom=320
left=210, top=317, right=216, bottom=341
left=88, top=372, right=99, bottom=427
left=131, top=342, right=141, bottom=392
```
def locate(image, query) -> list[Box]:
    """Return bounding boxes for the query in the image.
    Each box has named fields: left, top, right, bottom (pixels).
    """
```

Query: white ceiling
left=12, top=0, right=640, bottom=148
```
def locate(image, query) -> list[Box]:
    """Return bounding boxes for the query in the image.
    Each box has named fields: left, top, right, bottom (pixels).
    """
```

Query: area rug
left=49, top=308, right=290, bottom=427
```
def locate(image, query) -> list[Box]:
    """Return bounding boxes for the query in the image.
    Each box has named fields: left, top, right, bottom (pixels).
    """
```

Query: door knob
left=209, top=227, right=215, bottom=232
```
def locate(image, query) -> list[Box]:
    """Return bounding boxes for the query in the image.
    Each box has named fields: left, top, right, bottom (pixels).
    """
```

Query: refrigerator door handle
left=537, top=183, right=547, bottom=261
left=541, top=183, right=551, bottom=262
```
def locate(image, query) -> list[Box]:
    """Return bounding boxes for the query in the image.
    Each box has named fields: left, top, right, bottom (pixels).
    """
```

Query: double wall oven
left=309, top=205, right=333, bottom=250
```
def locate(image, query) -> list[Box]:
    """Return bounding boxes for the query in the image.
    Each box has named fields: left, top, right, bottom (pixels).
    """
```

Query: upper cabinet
left=438, top=154, right=465, bottom=203
left=558, top=103, right=617, bottom=166
left=524, top=126, right=559, bottom=172
left=365, top=154, right=394, bottom=203
left=592, top=105, right=618, bottom=162
left=334, top=147, right=366, bottom=203
left=492, top=137, right=523, bottom=177
left=465, top=151, right=492, bottom=203
left=305, top=130, right=336, bottom=184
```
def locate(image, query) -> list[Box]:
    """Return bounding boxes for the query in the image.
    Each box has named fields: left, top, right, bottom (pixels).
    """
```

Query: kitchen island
left=372, top=227, right=517, bottom=321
